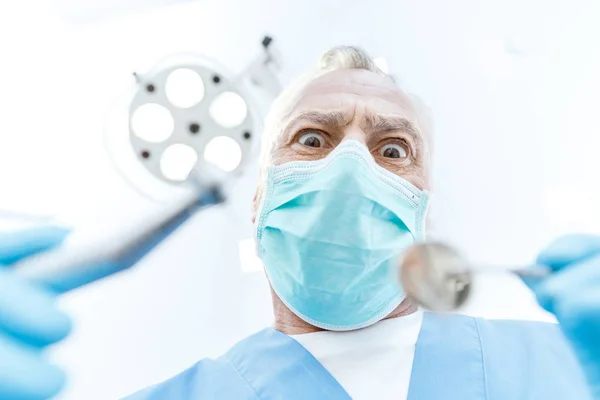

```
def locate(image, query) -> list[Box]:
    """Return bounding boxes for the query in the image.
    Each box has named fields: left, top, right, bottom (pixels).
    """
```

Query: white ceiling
left=49, top=0, right=193, bottom=25
left=1, top=1, right=599, bottom=399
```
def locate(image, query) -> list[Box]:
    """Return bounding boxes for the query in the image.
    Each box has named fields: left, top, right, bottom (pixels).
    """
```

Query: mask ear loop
left=254, top=166, right=277, bottom=247
left=414, top=192, right=431, bottom=241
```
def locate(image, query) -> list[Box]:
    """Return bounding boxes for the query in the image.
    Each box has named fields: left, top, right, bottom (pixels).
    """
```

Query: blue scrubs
left=124, top=313, right=591, bottom=399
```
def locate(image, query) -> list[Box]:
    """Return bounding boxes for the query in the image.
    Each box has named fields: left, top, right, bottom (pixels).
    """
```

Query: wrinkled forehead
left=284, top=69, right=421, bottom=129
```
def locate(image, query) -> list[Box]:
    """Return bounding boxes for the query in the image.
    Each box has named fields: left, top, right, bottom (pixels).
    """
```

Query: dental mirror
left=399, top=242, right=551, bottom=312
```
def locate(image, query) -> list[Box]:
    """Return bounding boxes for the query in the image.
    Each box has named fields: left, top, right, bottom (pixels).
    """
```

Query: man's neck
left=271, top=288, right=418, bottom=335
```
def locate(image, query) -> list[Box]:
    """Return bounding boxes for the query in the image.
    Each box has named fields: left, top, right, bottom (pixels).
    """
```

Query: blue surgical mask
left=256, top=140, right=429, bottom=331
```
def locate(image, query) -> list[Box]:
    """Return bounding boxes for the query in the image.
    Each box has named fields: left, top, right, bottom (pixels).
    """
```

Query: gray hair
left=318, top=45, right=390, bottom=77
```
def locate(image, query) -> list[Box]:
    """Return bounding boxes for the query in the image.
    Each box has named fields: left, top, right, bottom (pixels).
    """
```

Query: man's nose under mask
left=256, top=140, right=429, bottom=331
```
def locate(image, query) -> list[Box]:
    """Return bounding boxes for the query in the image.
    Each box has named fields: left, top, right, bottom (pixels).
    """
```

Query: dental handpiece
left=13, top=171, right=225, bottom=294
left=399, top=242, right=552, bottom=312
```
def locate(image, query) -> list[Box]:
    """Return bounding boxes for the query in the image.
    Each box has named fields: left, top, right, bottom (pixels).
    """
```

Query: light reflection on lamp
left=209, top=91, right=248, bottom=128
left=203, top=136, right=242, bottom=172
left=131, top=103, right=174, bottom=143
left=160, top=144, right=198, bottom=181
left=165, top=68, right=205, bottom=108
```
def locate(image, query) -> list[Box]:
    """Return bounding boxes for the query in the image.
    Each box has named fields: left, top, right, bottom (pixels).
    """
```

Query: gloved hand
left=530, top=234, right=600, bottom=399
left=0, top=227, right=72, bottom=400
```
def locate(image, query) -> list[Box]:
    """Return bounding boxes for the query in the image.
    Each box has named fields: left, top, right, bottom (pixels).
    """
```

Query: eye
left=380, top=143, right=408, bottom=159
left=298, top=131, right=324, bottom=148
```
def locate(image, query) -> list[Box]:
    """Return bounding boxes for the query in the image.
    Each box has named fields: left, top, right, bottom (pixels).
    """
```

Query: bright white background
left=0, top=1, right=599, bottom=399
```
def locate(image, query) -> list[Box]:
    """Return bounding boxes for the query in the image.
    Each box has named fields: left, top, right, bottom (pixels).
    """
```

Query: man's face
left=255, top=68, right=428, bottom=327
left=271, top=68, right=428, bottom=189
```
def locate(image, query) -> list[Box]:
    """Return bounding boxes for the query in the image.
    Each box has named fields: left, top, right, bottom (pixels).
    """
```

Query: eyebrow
left=285, top=110, right=420, bottom=140
left=285, top=110, right=354, bottom=131
left=361, top=114, right=420, bottom=139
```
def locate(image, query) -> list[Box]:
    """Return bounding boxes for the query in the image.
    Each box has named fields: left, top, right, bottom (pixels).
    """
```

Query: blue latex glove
left=0, top=227, right=72, bottom=400
left=531, top=234, right=600, bottom=399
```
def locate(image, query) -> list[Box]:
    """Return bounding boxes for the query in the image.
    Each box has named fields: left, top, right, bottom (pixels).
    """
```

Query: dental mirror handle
left=455, top=264, right=552, bottom=279
left=13, top=187, right=223, bottom=294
